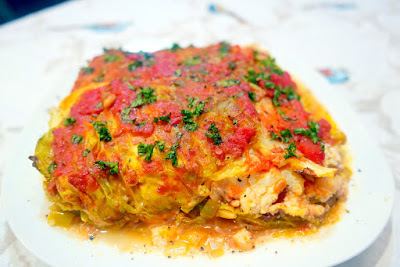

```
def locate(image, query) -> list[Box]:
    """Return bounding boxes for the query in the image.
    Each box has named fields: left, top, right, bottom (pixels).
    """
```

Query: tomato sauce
left=50, top=43, right=338, bottom=215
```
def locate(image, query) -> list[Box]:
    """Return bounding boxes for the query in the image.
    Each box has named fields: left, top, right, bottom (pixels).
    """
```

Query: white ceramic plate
left=1, top=54, right=394, bottom=267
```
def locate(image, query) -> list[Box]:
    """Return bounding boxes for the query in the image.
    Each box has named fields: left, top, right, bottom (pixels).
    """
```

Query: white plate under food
left=1, top=53, right=394, bottom=267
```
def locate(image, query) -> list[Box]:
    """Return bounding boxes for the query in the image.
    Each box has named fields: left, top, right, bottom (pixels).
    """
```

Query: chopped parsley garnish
left=128, top=60, right=143, bottom=71
left=216, top=79, right=241, bottom=87
left=233, top=119, right=238, bottom=125
left=71, top=134, right=83, bottom=144
left=205, top=123, right=222, bottom=145
left=280, top=129, right=293, bottom=143
left=181, top=100, right=205, bottom=132
left=153, top=112, right=171, bottom=123
left=93, top=73, right=104, bottom=82
left=187, top=96, right=198, bottom=108
left=181, top=110, right=198, bottom=132
left=131, top=86, right=157, bottom=107
left=284, top=142, right=300, bottom=159
left=155, top=140, right=165, bottom=152
left=232, top=92, right=244, bottom=99
left=166, top=142, right=179, bottom=167
left=174, top=69, right=182, bottom=76
left=219, top=41, right=230, bottom=58
left=244, top=70, right=271, bottom=84
left=270, top=131, right=282, bottom=141
left=193, top=101, right=205, bottom=116
left=173, top=81, right=185, bottom=86
left=83, top=149, right=91, bottom=157
left=94, top=161, right=119, bottom=174
left=121, top=107, right=132, bottom=123
left=293, top=121, right=321, bottom=144
left=134, top=119, right=147, bottom=127
left=48, top=163, right=57, bottom=174
left=182, top=55, right=201, bottom=66
left=272, top=85, right=300, bottom=107
left=264, top=81, right=275, bottom=89
left=281, top=86, right=300, bottom=101
left=228, top=61, right=236, bottom=70
left=171, top=43, right=181, bottom=52
left=259, top=56, right=283, bottom=76
left=127, top=84, right=136, bottom=90
left=273, top=89, right=282, bottom=107
left=93, top=121, right=112, bottom=142
left=104, top=53, right=121, bottom=63
left=81, top=67, right=94, bottom=74
left=63, top=117, right=76, bottom=126
left=94, top=102, right=103, bottom=108
left=138, top=143, right=155, bottom=162
left=247, top=91, right=256, bottom=101
left=277, top=108, right=297, bottom=121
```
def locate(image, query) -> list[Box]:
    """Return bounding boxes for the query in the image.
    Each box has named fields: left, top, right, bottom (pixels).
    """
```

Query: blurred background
left=0, top=0, right=399, bottom=266
left=0, top=0, right=67, bottom=24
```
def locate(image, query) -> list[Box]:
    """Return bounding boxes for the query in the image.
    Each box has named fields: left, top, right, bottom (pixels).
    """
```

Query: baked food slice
left=32, top=42, right=351, bottom=253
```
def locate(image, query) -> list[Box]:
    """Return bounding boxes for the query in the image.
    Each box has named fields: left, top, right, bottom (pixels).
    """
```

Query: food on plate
left=31, top=42, right=351, bottom=256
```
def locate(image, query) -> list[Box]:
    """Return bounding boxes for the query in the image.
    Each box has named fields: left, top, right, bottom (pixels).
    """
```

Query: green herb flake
left=280, top=85, right=300, bottom=101
left=181, top=109, right=198, bottom=132
left=284, top=142, right=300, bottom=159
left=171, top=43, right=181, bottom=52
left=93, top=73, right=105, bottom=82
left=182, top=55, right=201, bottom=66
left=187, top=97, right=198, bottom=108
left=127, top=84, right=136, bottom=91
left=71, top=134, right=83, bottom=144
left=272, top=89, right=281, bottom=107
left=94, top=102, right=103, bottom=108
left=81, top=67, right=94, bottom=75
left=83, top=149, right=91, bottom=157
left=63, top=117, right=76, bottom=126
left=104, top=53, right=121, bottom=63
left=193, top=101, right=205, bottom=116
left=155, top=140, right=165, bottom=152
left=216, top=79, right=241, bottom=87
left=270, top=131, right=282, bottom=142
left=137, top=143, right=155, bottom=162
left=219, top=41, right=230, bottom=58
left=173, top=81, right=185, bottom=86
left=233, top=120, right=238, bottom=125
left=244, top=70, right=271, bottom=84
left=166, top=142, right=179, bottom=167
left=128, top=60, right=143, bottom=71
left=228, top=61, right=236, bottom=70
left=93, top=121, right=112, bottom=142
left=277, top=108, right=297, bottom=122
left=131, top=86, right=157, bottom=108
left=48, top=163, right=57, bottom=174
left=121, top=107, right=132, bottom=123
left=181, top=99, right=205, bottom=132
left=264, top=81, right=275, bottom=89
left=293, top=121, right=321, bottom=144
left=153, top=112, right=171, bottom=123
left=174, top=69, right=182, bottom=76
left=259, top=56, right=283, bottom=76
left=205, top=123, right=222, bottom=146
left=94, top=161, right=119, bottom=174
left=280, top=129, right=293, bottom=143
left=247, top=91, right=257, bottom=102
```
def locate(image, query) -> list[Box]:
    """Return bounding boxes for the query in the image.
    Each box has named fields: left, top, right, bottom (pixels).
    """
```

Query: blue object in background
left=0, top=0, right=68, bottom=25
left=319, top=68, right=350, bottom=84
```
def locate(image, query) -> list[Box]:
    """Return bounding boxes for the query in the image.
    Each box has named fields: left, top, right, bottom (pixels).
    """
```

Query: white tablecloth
left=0, top=0, right=399, bottom=266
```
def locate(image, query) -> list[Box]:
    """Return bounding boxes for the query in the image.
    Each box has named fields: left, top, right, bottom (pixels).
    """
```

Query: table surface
left=0, top=0, right=399, bottom=266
